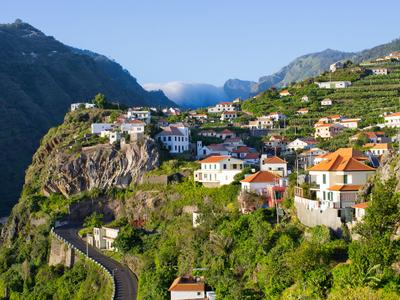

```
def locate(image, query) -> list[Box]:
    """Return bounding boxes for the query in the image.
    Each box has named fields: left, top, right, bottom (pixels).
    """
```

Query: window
left=322, top=174, right=326, bottom=184
left=168, top=137, right=171, bottom=141
left=232, top=164, right=237, bottom=169
left=223, top=164, right=227, bottom=169
left=323, top=191, right=326, bottom=200
left=343, top=175, right=348, bottom=184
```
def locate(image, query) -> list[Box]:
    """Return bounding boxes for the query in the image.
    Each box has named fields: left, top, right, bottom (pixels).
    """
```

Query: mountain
left=225, top=38, right=400, bottom=98
left=0, top=20, right=175, bottom=216
left=144, top=81, right=230, bottom=108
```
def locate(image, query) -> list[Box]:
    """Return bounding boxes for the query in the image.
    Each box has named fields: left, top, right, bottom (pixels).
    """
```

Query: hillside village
left=60, top=52, right=400, bottom=299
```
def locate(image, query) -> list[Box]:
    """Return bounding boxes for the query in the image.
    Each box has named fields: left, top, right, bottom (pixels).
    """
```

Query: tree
left=92, top=93, right=106, bottom=108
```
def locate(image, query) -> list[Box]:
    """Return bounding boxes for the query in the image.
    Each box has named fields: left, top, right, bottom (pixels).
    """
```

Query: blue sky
left=2, top=0, right=400, bottom=85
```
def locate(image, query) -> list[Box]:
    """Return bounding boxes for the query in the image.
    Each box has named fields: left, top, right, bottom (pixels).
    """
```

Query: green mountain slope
left=0, top=20, right=175, bottom=216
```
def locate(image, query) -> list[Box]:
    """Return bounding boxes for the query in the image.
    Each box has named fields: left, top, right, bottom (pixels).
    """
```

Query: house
left=243, top=152, right=260, bottom=165
left=330, top=61, right=343, bottom=73
left=231, top=146, right=257, bottom=159
left=168, top=276, right=215, bottom=300
left=157, top=118, right=169, bottom=128
left=190, top=114, right=208, bottom=121
left=352, top=202, right=368, bottom=222
left=328, top=115, right=344, bottom=122
left=163, top=107, right=181, bottom=116
left=388, top=51, right=400, bottom=60
left=208, top=101, right=236, bottom=113
left=223, top=137, right=245, bottom=150
left=263, top=135, right=288, bottom=154
left=216, top=129, right=236, bottom=140
left=364, top=143, right=392, bottom=156
left=194, top=156, right=244, bottom=187
left=320, top=99, right=333, bottom=106
left=198, top=129, right=217, bottom=137
left=220, top=111, right=237, bottom=121
left=339, top=118, right=361, bottom=129
left=248, top=117, right=273, bottom=130
left=127, top=109, right=151, bottom=123
left=241, top=171, right=280, bottom=194
left=196, top=142, right=230, bottom=159
left=71, top=102, right=96, bottom=111
left=297, top=108, right=309, bottom=115
left=306, top=148, right=375, bottom=210
left=384, top=112, right=400, bottom=128
left=260, top=155, right=288, bottom=176
left=371, top=68, right=388, bottom=75
left=279, top=89, right=291, bottom=97
left=268, top=112, right=287, bottom=121
left=298, top=148, right=328, bottom=168
left=350, top=131, right=389, bottom=143
left=316, top=81, right=352, bottom=89
left=91, top=123, right=114, bottom=134
left=301, top=95, right=309, bottom=102
left=87, top=227, right=119, bottom=251
left=121, top=119, right=146, bottom=140
left=287, top=138, right=317, bottom=151
left=100, top=130, right=121, bottom=144
left=315, top=123, right=345, bottom=139
left=156, top=124, right=190, bottom=154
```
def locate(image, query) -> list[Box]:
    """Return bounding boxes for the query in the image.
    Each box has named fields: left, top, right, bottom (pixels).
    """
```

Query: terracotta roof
left=168, top=277, right=205, bottom=292
left=127, top=119, right=145, bottom=124
left=199, top=155, right=230, bottom=163
left=220, top=129, right=234, bottom=134
left=206, top=144, right=228, bottom=152
left=308, top=148, right=375, bottom=172
left=224, top=137, right=242, bottom=143
left=329, top=115, right=343, bottom=119
left=244, top=152, right=260, bottom=159
left=263, top=156, right=287, bottom=164
left=241, top=171, right=280, bottom=183
left=364, top=143, right=391, bottom=150
left=297, top=108, right=309, bottom=112
left=327, top=185, right=363, bottom=191
left=385, top=112, right=400, bottom=118
left=352, top=202, right=369, bottom=209
left=340, top=119, right=360, bottom=123
left=232, top=146, right=252, bottom=153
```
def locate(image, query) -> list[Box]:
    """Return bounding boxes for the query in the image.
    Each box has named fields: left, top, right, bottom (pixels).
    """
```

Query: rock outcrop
left=43, top=138, right=160, bottom=197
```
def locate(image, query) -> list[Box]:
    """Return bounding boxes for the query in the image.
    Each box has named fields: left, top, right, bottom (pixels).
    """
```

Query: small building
left=316, top=81, right=352, bottom=89
left=208, top=102, right=236, bottom=113
left=384, top=112, right=400, bottom=128
left=352, top=202, right=368, bottom=222
left=216, top=129, right=236, bottom=140
left=156, top=124, right=190, bottom=154
left=168, top=276, right=214, bottom=300
left=339, top=118, right=361, bottom=129
left=260, top=155, right=288, bottom=177
left=121, top=120, right=146, bottom=140
left=320, top=98, right=333, bottom=106
left=71, top=102, right=96, bottom=111
left=263, top=135, right=288, bottom=154
left=190, top=114, right=208, bottom=121
left=127, top=109, right=151, bottom=123
left=350, top=131, right=390, bottom=144
left=223, top=137, right=245, bottom=150
left=220, top=111, right=237, bottom=121
left=298, top=148, right=328, bottom=168
left=88, top=227, right=120, bottom=251
left=364, top=143, right=392, bottom=156
left=287, top=138, right=317, bottom=152
left=198, top=129, right=217, bottom=137
left=371, top=68, right=388, bottom=75
left=100, top=130, right=121, bottom=144
left=279, top=89, right=291, bottom=97
left=315, top=123, right=345, bottom=139
left=196, top=142, right=230, bottom=159
left=330, top=61, right=343, bottom=73
left=194, top=156, right=244, bottom=187
left=231, top=146, right=257, bottom=159
left=301, top=95, right=309, bottom=102
left=241, top=171, right=280, bottom=194
left=248, top=117, right=273, bottom=130
left=297, top=108, right=309, bottom=115
left=91, top=123, right=114, bottom=134
left=268, top=112, right=287, bottom=121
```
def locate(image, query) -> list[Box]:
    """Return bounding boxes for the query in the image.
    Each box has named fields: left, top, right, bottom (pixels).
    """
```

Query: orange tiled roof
left=352, top=202, right=369, bottom=209
left=327, top=185, right=363, bottom=191
left=385, top=112, right=400, bottom=118
left=200, top=155, right=230, bottom=163
left=168, top=277, right=205, bottom=292
left=263, top=156, right=287, bottom=164
left=364, top=143, right=391, bottom=150
left=241, top=171, right=280, bottom=183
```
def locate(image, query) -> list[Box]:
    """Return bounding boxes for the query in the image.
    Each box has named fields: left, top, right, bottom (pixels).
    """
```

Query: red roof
left=168, top=277, right=205, bottom=292
left=385, top=112, right=400, bottom=118
left=127, top=119, right=145, bottom=124
left=244, top=153, right=260, bottom=159
left=241, top=171, right=280, bottom=183
left=352, top=202, right=369, bottom=209
left=220, top=129, right=234, bottom=134
left=200, top=155, right=230, bottom=163
left=327, top=185, right=362, bottom=191
left=263, top=156, right=287, bottom=164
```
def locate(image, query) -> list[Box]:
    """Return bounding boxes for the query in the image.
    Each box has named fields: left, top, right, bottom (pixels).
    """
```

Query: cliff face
left=42, top=140, right=160, bottom=197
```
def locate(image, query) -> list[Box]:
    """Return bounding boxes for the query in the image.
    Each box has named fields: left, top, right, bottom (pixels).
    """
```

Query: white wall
left=170, top=291, right=205, bottom=300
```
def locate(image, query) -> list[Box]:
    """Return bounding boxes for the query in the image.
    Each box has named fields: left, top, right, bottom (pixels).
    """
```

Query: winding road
left=54, top=225, right=138, bottom=300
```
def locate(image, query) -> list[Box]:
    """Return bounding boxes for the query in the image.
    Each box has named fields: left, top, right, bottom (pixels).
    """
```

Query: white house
left=315, top=123, right=345, bottom=139
left=307, top=148, right=375, bottom=210
left=71, top=102, right=96, bottom=111
left=364, top=143, right=391, bottom=156
left=279, top=89, right=291, bottom=97
left=287, top=138, right=317, bottom=151
left=330, top=61, right=343, bottom=72
left=352, top=202, right=368, bottom=222
left=371, top=68, right=388, bottom=75
left=91, top=123, right=114, bottom=134
left=100, top=130, right=121, bottom=144
left=316, top=81, right=352, bottom=89
left=297, top=108, right=309, bottom=115
left=216, top=129, right=236, bottom=140
left=321, top=99, right=333, bottom=106
left=127, top=109, right=151, bottom=123
left=156, top=124, right=190, bottom=154
left=384, top=112, right=400, bottom=128
left=220, top=111, right=237, bottom=121
left=268, top=112, right=287, bottom=121
left=168, top=276, right=213, bottom=300
left=241, top=171, right=280, bottom=194
left=248, top=117, right=273, bottom=130
left=298, top=148, right=328, bottom=168
left=121, top=120, right=146, bottom=140
left=260, top=155, right=288, bottom=177
left=196, top=142, right=230, bottom=159
left=339, top=118, right=361, bottom=129
left=87, top=227, right=120, bottom=251
left=194, top=156, right=244, bottom=187
left=301, top=95, right=309, bottom=102
left=208, top=102, right=236, bottom=113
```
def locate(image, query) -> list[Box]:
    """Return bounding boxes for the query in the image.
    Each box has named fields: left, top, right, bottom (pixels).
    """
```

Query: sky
left=2, top=0, right=400, bottom=86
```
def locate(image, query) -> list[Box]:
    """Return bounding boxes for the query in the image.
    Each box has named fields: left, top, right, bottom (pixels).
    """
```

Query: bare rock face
left=42, top=138, right=160, bottom=197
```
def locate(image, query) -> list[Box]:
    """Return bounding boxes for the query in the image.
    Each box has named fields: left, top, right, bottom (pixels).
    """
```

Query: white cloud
left=143, top=81, right=229, bottom=108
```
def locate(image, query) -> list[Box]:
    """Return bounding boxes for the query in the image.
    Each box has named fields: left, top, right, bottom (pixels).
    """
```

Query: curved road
left=54, top=225, right=138, bottom=300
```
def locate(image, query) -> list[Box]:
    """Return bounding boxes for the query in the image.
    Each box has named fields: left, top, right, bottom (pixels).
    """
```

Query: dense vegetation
left=0, top=20, right=174, bottom=216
